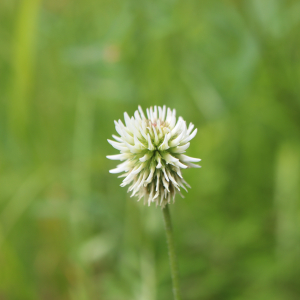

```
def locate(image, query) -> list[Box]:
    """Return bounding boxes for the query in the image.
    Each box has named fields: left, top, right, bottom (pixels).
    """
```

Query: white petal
left=139, top=124, right=148, bottom=140
left=138, top=106, right=146, bottom=119
left=182, top=178, right=191, bottom=188
left=176, top=161, right=188, bottom=169
left=169, top=109, right=176, bottom=128
left=156, top=153, right=162, bottom=168
left=187, top=123, right=194, bottom=135
left=121, top=167, right=140, bottom=185
left=148, top=185, right=155, bottom=206
left=180, top=128, right=197, bottom=145
left=146, top=108, right=151, bottom=120
left=153, top=125, right=159, bottom=144
left=153, top=190, right=159, bottom=201
left=109, top=166, right=126, bottom=173
left=162, top=152, right=178, bottom=164
left=122, top=172, right=147, bottom=186
left=145, top=165, right=155, bottom=183
left=121, top=172, right=135, bottom=186
left=147, top=133, right=155, bottom=150
left=178, top=179, right=188, bottom=192
left=124, top=112, right=132, bottom=129
left=184, top=162, right=201, bottom=168
left=170, top=117, right=183, bottom=137
left=166, top=108, right=172, bottom=124
left=137, top=172, right=147, bottom=189
left=114, top=121, right=124, bottom=137
left=132, top=163, right=144, bottom=174
left=162, top=153, right=187, bottom=169
left=159, top=192, right=164, bottom=205
left=155, top=172, right=160, bottom=191
left=153, top=106, right=158, bottom=120
left=106, top=154, right=129, bottom=161
left=162, top=166, right=169, bottom=182
left=158, top=106, right=163, bottom=120
left=129, top=174, right=143, bottom=192
left=171, top=142, right=190, bottom=153
left=167, top=171, right=180, bottom=190
left=139, top=152, right=153, bottom=162
left=134, top=135, right=146, bottom=150
left=169, top=130, right=185, bottom=147
left=179, top=154, right=201, bottom=162
left=118, top=120, right=134, bottom=144
left=162, top=176, right=170, bottom=192
left=112, top=134, right=123, bottom=143
left=150, top=107, right=154, bottom=121
left=176, top=168, right=183, bottom=178
left=134, top=110, right=142, bottom=122
left=162, top=105, right=166, bottom=121
left=158, top=133, right=170, bottom=151
left=107, top=139, right=128, bottom=151
left=157, top=120, right=163, bottom=136
left=131, top=121, right=143, bottom=139
left=122, top=141, right=139, bottom=153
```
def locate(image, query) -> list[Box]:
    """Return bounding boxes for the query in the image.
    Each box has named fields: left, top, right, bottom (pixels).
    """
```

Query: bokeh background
left=1, top=0, right=300, bottom=299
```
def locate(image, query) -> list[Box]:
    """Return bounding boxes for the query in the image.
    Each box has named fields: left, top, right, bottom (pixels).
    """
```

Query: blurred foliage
left=1, top=0, right=300, bottom=299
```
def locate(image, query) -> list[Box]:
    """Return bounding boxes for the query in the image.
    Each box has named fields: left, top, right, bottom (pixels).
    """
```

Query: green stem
left=162, top=204, right=182, bottom=300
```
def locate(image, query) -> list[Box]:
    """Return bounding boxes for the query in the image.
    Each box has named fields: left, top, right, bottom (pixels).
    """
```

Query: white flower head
left=107, top=105, right=201, bottom=208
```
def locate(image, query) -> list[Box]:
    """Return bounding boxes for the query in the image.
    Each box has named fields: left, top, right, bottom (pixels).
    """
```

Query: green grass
left=1, top=0, right=300, bottom=299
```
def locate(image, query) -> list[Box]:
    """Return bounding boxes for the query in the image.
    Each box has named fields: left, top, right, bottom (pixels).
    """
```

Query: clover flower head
left=107, top=105, right=201, bottom=207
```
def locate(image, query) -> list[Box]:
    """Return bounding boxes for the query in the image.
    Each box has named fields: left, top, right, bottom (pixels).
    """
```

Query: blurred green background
left=1, top=0, right=300, bottom=299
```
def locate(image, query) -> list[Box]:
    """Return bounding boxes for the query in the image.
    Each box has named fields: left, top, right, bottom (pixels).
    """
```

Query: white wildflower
left=107, top=105, right=201, bottom=207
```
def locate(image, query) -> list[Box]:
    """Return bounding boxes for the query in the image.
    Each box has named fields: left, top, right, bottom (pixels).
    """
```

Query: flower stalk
left=162, top=204, right=182, bottom=300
